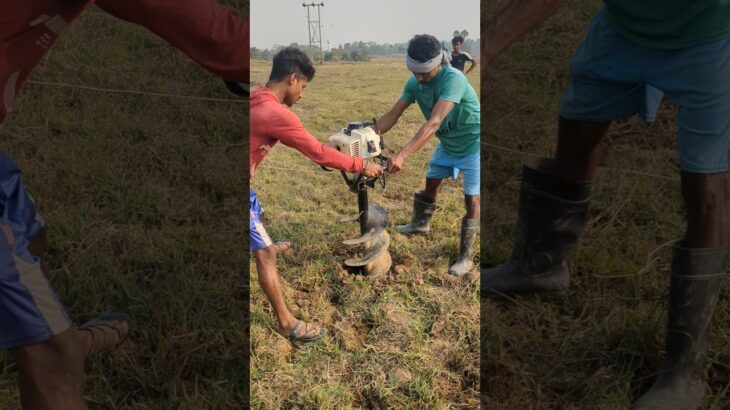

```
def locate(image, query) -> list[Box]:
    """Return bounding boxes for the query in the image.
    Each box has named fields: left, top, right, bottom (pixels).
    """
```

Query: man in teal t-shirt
left=375, top=34, right=480, bottom=277
left=483, top=1, right=730, bottom=409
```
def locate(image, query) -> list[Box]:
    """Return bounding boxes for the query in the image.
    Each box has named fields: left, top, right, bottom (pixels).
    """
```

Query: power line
left=302, top=2, right=324, bottom=63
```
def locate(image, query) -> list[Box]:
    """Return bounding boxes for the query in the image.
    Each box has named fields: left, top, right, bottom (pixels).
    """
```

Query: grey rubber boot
left=481, top=159, right=591, bottom=294
left=631, top=245, right=730, bottom=410
left=449, top=218, right=479, bottom=276
left=396, top=192, right=436, bottom=235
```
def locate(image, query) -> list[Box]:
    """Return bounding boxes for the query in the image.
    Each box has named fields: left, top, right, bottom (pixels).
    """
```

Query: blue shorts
left=426, top=144, right=480, bottom=195
left=249, top=188, right=273, bottom=252
left=0, top=153, right=71, bottom=349
left=560, top=9, right=730, bottom=173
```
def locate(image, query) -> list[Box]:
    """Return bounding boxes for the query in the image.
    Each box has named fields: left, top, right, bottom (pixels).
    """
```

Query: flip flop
left=77, top=312, right=130, bottom=358
left=286, top=320, right=327, bottom=343
left=273, top=240, right=292, bottom=254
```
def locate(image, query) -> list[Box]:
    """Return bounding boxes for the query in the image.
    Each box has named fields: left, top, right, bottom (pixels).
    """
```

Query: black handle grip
left=224, top=81, right=249, bottom=97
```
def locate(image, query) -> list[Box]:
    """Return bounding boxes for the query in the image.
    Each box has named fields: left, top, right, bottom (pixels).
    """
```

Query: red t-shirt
left=0, top=0, right=248, bottom=125
left=249, top=86, right=364, bottom=179
left=0, top=0, right=94, bottom=124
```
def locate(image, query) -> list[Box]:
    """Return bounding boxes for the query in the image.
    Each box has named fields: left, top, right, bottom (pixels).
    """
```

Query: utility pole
left=302, top=2, right=324, bottom=63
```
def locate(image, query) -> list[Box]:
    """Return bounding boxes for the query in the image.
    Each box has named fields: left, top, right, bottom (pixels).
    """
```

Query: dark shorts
left=560, top=9, right=730, bottom=173
left=0, top=153, right=71, bottom=349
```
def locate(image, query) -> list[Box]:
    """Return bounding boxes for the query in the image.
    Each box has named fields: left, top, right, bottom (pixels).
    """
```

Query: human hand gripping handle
left=363, top=160, right=385, bottom=178
left=386, top=152, right=406, bottom=174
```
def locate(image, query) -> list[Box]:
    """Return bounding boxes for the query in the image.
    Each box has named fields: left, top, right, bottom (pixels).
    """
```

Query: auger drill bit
left=342, top=178, right=391, bottom=276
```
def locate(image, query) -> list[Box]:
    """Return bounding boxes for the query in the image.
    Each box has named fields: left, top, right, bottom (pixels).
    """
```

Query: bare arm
left=466, top=59, right=477, bottom=75
left=387, top=99, right=455, bottom=173
left=483, top=0, right=568, bottom=67
left=375, top=98, right=411, bottom=135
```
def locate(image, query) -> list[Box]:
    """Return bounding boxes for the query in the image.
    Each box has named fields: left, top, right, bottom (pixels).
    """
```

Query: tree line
left=250, top=38, right=479, bottom=62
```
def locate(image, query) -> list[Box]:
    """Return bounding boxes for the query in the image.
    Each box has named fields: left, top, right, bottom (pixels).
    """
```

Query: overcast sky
left=251, top=0, right=480, bottom=50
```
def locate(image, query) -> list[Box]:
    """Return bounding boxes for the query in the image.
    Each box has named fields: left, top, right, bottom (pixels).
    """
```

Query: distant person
left=0, top=0, right=247, bottom=408
left=484, top=0, right=730, bottom=408
left=249, top=47, right=384, bottom=343
left=375, top=34, right=480, bottom=276
left=450, top=35, right=476, bottom=74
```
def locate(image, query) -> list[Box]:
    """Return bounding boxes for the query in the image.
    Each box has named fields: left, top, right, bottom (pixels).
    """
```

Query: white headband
left=406, top=49, right=449, bottom=73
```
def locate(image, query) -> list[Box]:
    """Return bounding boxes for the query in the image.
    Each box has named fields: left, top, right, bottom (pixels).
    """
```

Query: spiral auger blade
left=343, top=203, right=392, bottom=276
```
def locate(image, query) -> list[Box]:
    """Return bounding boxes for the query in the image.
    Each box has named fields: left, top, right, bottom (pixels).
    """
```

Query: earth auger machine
left=323, top=120, right=392, bottom=276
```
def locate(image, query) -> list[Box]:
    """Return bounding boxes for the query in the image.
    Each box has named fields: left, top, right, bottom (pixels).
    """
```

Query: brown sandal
left=78, top=312, right=130, bottom=358
left=282, top=320, right=327, bottom=343
left=273, top=240, right=292, bottom=255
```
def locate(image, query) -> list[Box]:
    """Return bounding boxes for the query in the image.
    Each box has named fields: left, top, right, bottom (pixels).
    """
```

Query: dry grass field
left=249, top=59, right=480, bottom=409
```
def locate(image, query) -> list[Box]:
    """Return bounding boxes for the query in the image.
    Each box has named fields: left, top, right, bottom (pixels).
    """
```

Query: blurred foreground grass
left=482, top=1, right=730, bottom=408
left=0, top=2, right=248, bottom=408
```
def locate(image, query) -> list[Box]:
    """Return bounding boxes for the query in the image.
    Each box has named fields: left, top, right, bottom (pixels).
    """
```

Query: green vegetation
left=250, top=37, right=480, bottom=61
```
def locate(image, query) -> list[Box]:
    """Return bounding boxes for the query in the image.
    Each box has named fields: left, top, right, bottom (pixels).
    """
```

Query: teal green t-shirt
left=604, top=0, right=730, bottom=49
left=400, top=66, right=480, bottom=156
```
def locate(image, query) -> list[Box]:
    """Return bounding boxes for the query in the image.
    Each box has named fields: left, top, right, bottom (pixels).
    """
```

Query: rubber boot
left=631, top=245, right=730, bottom=410
left=449, top=218, right=479, bottom=276
left=481, top=159, right=591, bottom=294
left=396, top=192, right=435, bottom=235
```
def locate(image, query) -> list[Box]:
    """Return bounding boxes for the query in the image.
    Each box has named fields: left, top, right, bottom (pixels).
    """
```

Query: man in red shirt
left=0, top=0, right=247, bottom=408
left=250, top=47, right=383, bottom=342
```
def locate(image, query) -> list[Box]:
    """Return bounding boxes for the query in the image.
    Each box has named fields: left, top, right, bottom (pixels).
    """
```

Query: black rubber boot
left=448, top=217, right=479, bottom=276
left=481, top=159, right=591, bottom=294
left=396, top=192, right=436, bottom=235
left=631, top=245, right=730, bottom=410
